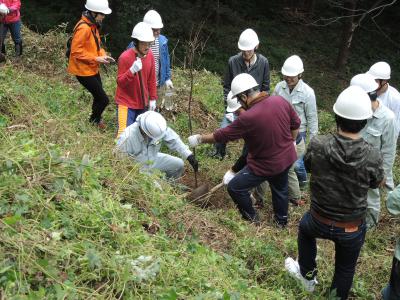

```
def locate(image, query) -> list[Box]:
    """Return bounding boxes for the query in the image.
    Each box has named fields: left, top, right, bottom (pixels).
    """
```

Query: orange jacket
left=67, top=15, right=106, bottom=76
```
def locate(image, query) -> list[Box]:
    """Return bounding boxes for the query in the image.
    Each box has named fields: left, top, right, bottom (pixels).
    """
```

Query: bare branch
left=307, top=0, right=397, bottom=26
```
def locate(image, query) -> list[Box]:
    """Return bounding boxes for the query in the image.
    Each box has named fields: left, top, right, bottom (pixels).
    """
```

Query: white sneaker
left=285, top=257, right=317, bottom=292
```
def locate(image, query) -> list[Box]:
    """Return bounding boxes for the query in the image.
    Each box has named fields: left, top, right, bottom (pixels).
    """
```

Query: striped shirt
left=151, top=37, right=160, bottom=86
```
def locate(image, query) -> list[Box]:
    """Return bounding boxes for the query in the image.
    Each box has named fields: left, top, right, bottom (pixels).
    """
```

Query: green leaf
left=3, top=215, right=22, bottom=225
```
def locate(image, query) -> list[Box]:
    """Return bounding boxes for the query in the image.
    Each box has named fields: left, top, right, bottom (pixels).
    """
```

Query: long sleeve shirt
left=379, top=84, right=400, bottom=136
left=67, top=15, right=106, bottom=76
left=214, top=94, right=300, bottom=177
left=115, top=48, right=157, bottom=109
left=0, top=0, right=20, bottom=23
left=360, top=101, right=396, bottom=190
left=387, top=185, right=400, bottom=260
left=273, top=79, right=318, bottom=139
left=116, top=122, right=192, bottom=164
left=223, top=53, right=270, bottom=102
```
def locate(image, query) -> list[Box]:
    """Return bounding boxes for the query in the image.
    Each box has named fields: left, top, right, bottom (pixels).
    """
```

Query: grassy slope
left=0, top=27, right=399, bottom=300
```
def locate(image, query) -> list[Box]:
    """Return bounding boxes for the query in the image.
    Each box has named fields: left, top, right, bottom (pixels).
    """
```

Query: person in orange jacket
left=67, top=0, right=114, bottom=129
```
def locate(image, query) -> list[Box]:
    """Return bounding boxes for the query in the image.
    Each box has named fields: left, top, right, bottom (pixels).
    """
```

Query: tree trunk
left=335, top=0, right=358, bottom=70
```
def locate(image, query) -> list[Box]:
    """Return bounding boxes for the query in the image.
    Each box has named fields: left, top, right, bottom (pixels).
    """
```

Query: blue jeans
left=382, top=257, right=400, bottom=300
left=227, top=165, right=290, bottom=225
left=294, top=131, right=307, bottom=183
left=1, top=20, right=22, bottom=44
left=298, top=211, right=366, bottom=300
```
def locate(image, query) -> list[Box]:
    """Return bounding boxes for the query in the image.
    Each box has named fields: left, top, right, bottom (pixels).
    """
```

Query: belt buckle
left=345, top=225, right=358, bottom=233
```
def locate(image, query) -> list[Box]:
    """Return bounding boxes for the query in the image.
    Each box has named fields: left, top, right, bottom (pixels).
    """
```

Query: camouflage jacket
left=304, top=133, right=384, bottom=221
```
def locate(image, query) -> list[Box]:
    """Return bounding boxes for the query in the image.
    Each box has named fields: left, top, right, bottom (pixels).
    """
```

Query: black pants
left=76, top=73, right=109, bottom=124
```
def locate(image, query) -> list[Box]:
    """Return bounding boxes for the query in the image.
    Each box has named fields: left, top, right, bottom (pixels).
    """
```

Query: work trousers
left=294, top=131, right=308, bottom=183
left=1, top=20, right=22, bottom=54
left=382, top=256, right=400, bottom=300
left=140, top=153, right=184, bottom=179
left=298, top=211, right=366, bottom=300
left=288, top=138, right=305, bottom=200
left=227, top=165, right=290, bottom=225
left=116, top=105, right=146, bottom=138
left=76, top=73, right=109, bottom=124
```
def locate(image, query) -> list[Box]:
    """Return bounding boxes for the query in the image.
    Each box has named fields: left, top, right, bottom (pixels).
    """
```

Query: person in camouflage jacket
left=285, top=86, right=385, bottom=300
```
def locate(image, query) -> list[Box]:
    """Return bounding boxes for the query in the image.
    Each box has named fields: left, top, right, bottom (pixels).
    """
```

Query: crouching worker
left=188, top=73, right=300, bottom=227
left=116, top=111, right=198, bottom=179
left=285, top=86, right=385, bottom=299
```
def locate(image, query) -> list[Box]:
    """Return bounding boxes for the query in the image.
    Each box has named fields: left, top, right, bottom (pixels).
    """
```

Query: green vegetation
left=0, top=26, right=399, bottom=299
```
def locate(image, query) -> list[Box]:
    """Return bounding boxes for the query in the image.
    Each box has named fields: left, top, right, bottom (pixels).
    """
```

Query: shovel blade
left=188, top=183, right=209, bottom=201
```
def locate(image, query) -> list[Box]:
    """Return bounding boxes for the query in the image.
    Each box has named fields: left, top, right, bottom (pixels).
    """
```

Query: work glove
left=223, top=169, right=235, bottom=185
left=188, top=134, right=202, bottom=147
left=149, top=100, right=157, bottom=111
left=187, top=154, right=199, bottom=172
left=0, top=4, right=9, bottom=14
left=130, top=57, right=142, bottom=74
left=165, top=79, right=174, bottom=89
left=225, top=113, right=235, bottom=123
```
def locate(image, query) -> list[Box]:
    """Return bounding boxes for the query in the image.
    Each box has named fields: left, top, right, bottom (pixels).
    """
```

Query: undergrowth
left=0, top=26, right=398, bottom=300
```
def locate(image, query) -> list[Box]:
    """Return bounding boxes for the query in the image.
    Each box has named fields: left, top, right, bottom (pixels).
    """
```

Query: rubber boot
left=15, top=41, right=22, bottom=56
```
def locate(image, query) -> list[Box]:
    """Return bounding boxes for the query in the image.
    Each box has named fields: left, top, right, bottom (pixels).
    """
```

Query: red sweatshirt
left=115, top=48, right=157, bottom=109
left=214, top=95, right=300, bottom=176
left=0, top=0, right=21, bottom=24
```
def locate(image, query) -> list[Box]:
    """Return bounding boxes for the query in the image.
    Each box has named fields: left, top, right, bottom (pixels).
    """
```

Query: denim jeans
left=298, top=211, right=366, bottom=300
left=294, top=131, right=307, bottom=183
left=227, top=165, right=290, bottom=225
left=382, top=257, right=400, bottom=300
left=1, top=20, right=22, bottom=44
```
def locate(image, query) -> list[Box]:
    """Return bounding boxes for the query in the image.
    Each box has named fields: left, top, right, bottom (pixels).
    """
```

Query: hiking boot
left=97, top=120, right=107, bottom=130
left=15, top=42, right=22, bottom=56
left=285, top=257, right=317, bottom=292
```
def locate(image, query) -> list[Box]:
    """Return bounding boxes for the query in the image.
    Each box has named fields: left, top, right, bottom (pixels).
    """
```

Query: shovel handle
left=208, top=182, right=224, bottom=194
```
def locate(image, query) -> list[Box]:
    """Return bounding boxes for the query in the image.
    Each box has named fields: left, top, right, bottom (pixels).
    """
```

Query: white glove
left=225, top=113, right=235, bottom=123
left=188, top=134, right=202, bottom=148
left=130, top=58, right=142, bottom=74
left=165, top=79, right=174, bottom=89
left=223, top=170, right=235, bottom=185
left=0, top=4, right=9, bottom=14
left=149, top=100, right=157, bottom=111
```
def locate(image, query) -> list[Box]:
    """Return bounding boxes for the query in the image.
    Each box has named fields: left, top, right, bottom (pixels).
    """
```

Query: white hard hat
left=143, top=10, right=164, bottom=29
left=238, top=29, right=259, bottom=51
left=85, top=0, right=112, bottom=15
left=367, top=61, right=391, bottom=80
left=231, top=73, right=259, bottom=97
left=226, top=91, right=241, bottom=113
left=281, top=55, right=304, bottom=76
left=138, top=111, right=167, bottom=141
left=131, top=22, right=155, bottom=42
left=350, top=73, right=379, bottom=93
left=333, top=86, right=373, bottom=120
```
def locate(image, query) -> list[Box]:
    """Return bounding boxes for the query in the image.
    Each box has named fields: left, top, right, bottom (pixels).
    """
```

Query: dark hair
left=131, top=38, right=139, bottom=47
left=335, top=115, right=367, bottom=133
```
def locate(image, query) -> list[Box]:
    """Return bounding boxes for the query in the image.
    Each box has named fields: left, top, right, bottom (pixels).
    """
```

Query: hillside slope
left=0, top=26, right=398, bottom=300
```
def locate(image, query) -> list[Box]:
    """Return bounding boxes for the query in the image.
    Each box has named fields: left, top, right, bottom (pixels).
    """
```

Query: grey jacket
left=360, top=101, right=396, bottom=190
left=305, top=133, right=384, bottom=221
left=273, top=79, right=318, bottom=139
left=223, top=53, right=270, bottom=101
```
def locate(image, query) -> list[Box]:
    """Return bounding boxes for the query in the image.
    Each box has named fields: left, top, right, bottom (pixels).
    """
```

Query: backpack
left=66, top=21, right=100, bottom=59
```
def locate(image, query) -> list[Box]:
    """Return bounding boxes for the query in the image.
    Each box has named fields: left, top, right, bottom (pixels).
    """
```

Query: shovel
left=186, top=182, right=224, bottom=207
left=0, top=21, right=5, bottom=63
